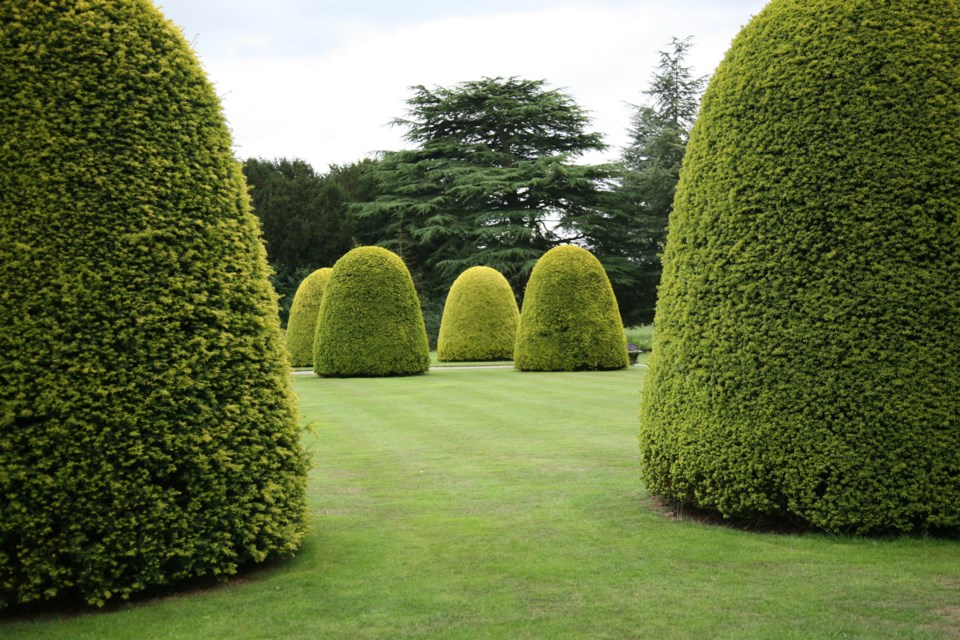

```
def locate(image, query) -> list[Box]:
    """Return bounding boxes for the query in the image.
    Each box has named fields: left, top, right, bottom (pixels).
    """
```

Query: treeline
left=243, top=38, right=705, bottom=341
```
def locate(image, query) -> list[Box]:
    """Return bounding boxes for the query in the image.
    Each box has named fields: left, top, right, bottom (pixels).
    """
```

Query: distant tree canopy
left=243, top=67, right=707, bottom=331
left=611, top=37, right=707, bottom=324
left=358, top=77, right=632, bottom=309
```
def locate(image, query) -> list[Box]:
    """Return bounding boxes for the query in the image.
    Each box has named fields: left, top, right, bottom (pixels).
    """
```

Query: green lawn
left=4, top=365, right=959, bottom=638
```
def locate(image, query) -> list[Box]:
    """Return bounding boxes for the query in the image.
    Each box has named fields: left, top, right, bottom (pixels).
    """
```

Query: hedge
left=638, top=0, right=960, bottom=534
left=514, top=246, right=628, bottom=371
left=286, top=267, right=333, bottom=367
left=0, top=0, right=308, bottom=608
left=437, top=266, right=519, bottom=361
left=313, top=246, right=430, bottom=377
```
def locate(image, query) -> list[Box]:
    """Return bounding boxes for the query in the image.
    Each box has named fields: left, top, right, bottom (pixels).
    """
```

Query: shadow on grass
left=0, top=551, right=301, bottom=624
left=646, top=494, right=960, bottom=540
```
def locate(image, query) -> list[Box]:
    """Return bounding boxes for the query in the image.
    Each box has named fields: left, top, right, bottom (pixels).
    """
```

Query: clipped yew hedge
left=437, top=266, right=519, bottom=361
left=639, top=0, right=960, bottom=534
left=314, top=246, right=429, bottom=377
left=514, top=246, right=628, bottom=371
left=0, top=0, right=308, bottom=608
left=286, top=267, right=333, bottom=367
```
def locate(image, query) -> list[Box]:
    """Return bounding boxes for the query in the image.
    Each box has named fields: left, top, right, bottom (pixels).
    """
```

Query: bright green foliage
left=0, top=0, right=308, bottom=608
left=514, top=246, right=628, bottom=371
left=314, top=247, right=429, bottom=377
left=639, top=0, right=960, bottom=534
left=437, top=267, right=519, bottom=361
left=286, top=268, right=333, bottom=367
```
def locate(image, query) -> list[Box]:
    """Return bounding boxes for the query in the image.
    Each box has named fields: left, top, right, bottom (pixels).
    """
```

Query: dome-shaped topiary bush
left=437, top=266, right=519, bottom=362
left=286, top=267, right=333, bottom=367
left=314, top=246, right=430, bottom=377
left=0, top=0, right=308, bottom=609
left=514, top=246, right=628, bottom=371
left=639, top=0, right=960, bottom=534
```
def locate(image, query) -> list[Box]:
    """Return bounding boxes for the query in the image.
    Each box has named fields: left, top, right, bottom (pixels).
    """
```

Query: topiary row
left=639, top=0, right=960, bottom=534
left=286, top=267, right=332, bottom=367
left=0, top=0, right=307, bottom=608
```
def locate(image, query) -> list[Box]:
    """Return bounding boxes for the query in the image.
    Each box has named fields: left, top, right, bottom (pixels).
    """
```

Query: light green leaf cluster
left=639, top=0, right=960, bottom=534
left=0, top=0, right=307, bottom=608
left=286, top=267, right=332, bottom=366
left=514, top=246, right=628, bottom=371
left=314, top=247, right=430, bottom=377
left=437, top=266, right=519, bottom=361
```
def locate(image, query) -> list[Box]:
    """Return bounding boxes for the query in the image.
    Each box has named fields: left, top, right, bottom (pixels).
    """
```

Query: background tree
left=243, top=157, right=380, bottom=324
left=359, top=77, right=618, bottom=318
left=613, top=37, right=707, bottom=324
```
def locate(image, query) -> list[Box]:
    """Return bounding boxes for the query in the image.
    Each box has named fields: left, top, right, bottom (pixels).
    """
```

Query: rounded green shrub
left=639, top=0, right=960, bottom=534
left=514, top=246, right=629, bottom=371
left=437, top=267, right=519, bottom=361
left=0, top=0, right=308, bottom=608
left=314, top=247, right=430, bottom=377
left=286, top=267, right=333, bottom=367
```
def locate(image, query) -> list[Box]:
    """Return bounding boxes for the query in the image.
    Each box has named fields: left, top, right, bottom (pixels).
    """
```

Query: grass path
left=4, top=366, right=959, bottom=638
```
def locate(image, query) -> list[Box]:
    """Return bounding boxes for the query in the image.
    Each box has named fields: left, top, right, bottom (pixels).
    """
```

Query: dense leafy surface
left=437, top=267, right=519, bottom=361
left=640, top=0, right=960, bottom=533
left=515, top=246, right=628, bottom=371
left=0, top=0, right=307, bottom=608
left=286, top=268, right=332, bottom=367
left=314, top=247, right=429, bottom=377
left=4, top=367, right=960, bottom=638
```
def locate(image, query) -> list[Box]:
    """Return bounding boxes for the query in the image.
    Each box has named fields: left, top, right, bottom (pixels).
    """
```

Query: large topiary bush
left=0, top=0, right=308, bottom=608
left=639, top=0, right=960, bottom=534
left=286, top=267, right=333, bottom=367
left=314, top=246, right=430, bottom=377
left=437, top=266, right=519, bottom=361
left=514, top=246, right=628, bottom=371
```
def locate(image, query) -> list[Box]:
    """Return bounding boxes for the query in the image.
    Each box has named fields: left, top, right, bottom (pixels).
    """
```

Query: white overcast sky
left=156, top=0, right=769, bottom=170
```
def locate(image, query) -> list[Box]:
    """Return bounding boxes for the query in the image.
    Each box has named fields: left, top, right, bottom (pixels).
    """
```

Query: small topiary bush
left=286, top=267, right=333, bottom=367
left=0, top=0, right=307, bottom=609
left=314, top=246, right=430, bottom=377
left=514, top=246, right=629, bottom=371
left=437, top=266, right=519, bottom=361
left=639, top=0, right=960, bottom=534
